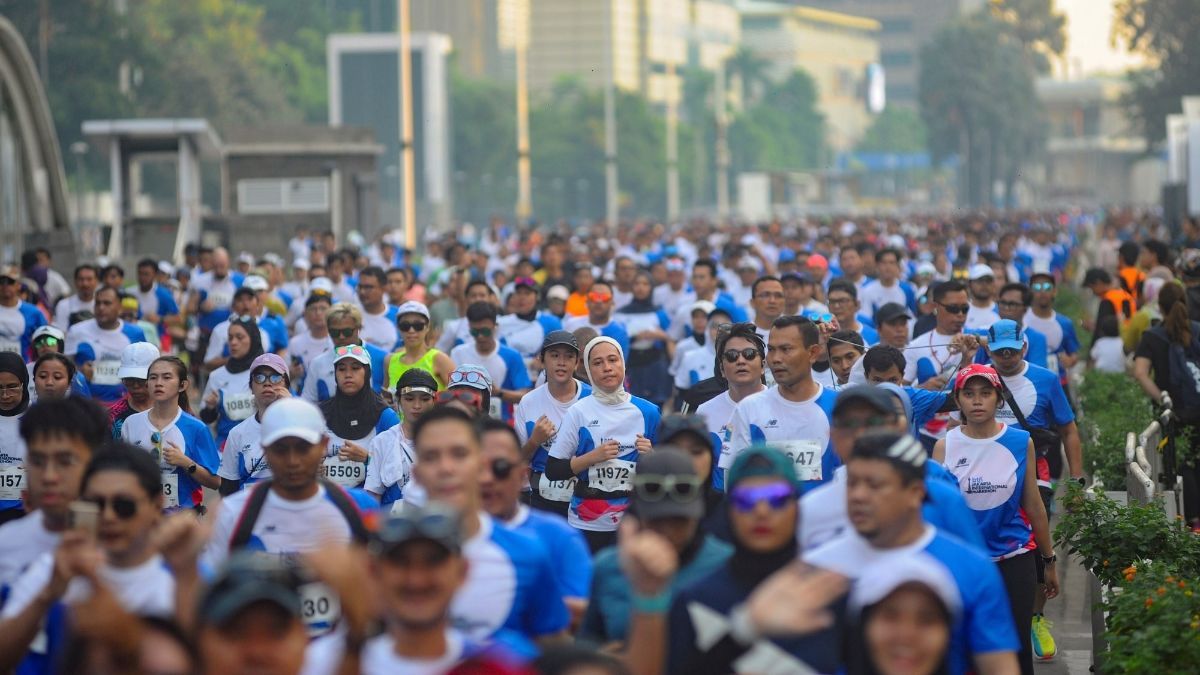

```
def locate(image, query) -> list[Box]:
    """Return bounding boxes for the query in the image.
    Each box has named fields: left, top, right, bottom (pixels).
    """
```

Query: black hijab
left=225, top=316, right=264, bottom=374
left=320, top=357, right=387, bottom=440
left=0, top=352, right=30, bottom=416
left=618, top=272, right=658, bottom=314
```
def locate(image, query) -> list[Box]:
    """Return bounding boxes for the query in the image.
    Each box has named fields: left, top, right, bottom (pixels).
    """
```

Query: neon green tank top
left=387, top=348, right=445, bottom=391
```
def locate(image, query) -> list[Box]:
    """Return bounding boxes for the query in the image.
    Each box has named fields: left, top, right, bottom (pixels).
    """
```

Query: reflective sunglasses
left=469, top=327, right=494, bottom=338
left=729, top=482, right=796, bottom=513
left=253, top=372, right=286, bottom=385
left=397, top=321, right=428, bottom=333
left=372, top=507, right=459, bottom=556
left=587, top=291, right=613, bottom=303
left=335, top=344, right=367, bottom=358
left=329, top=327, right=357, bottom=339
left=937, top=303, right=970, bottom=315
left=1031, top=282, right=1055, bottom=292
left=231, top=314, right=256, bottom=324
left=723, top=348, right=760, bottom=363
left=436, top=389, right=484, bottom=409
left=449, top=369, right=488, bottom=386
left=634, top=474, right=702, bottom=503
left=490, top=458, right=516, bottom=480
left=513, top=277, right=538, bottom=289
left=84, top=494, right=141, bottom=519
left=33, top=336, right=61, bottom=348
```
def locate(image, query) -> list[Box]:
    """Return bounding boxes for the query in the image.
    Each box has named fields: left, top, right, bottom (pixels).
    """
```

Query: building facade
left=411, top=0, right=530, bottom=81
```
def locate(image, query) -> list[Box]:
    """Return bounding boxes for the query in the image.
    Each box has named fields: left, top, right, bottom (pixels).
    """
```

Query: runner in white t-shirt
left=218, top=354, right=293, bottom=494
left=366, top=368, right=437, bottom=511
left=696, top=322, right=767, bottom=492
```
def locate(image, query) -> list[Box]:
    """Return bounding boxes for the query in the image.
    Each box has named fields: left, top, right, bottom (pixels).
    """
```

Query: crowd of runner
left=0, top=210, right=1196, bottom=675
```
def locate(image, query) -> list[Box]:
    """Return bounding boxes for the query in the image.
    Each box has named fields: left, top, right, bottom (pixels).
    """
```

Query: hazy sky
left=1058, top=0, right=1146, bottom=77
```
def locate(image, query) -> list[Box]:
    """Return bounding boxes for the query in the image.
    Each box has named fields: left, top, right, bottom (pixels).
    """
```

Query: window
left=237, top=178, right=330, bottom=214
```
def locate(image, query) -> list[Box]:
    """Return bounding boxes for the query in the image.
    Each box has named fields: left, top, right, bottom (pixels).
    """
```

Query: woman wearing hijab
left=200, top=315, right=263, bottom=447
left=851, top=556, right=959, bottom=675
left=666, top=445, right=847, bottom=674
left=0, top=352, right=29, bottom=524
left=615, top=271, right=674, bottom=408
left=545, top=336, right=661, bottom=552
left=320, top=344, right=400, bottom=489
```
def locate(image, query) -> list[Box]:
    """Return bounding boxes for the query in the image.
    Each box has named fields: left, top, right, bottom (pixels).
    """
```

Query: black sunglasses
left=723, top=347, right=759, bottom=364
left=397, top=321, right=428, bottom=333
left=938, top=303, right=970, bottom=315
left=329, top=327, right=356, bottom=339
left=490, top=457, right=516, bottom=480
left=84, top=494, right=141, bottom=519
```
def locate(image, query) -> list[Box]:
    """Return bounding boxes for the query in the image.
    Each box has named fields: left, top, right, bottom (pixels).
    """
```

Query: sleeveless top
left=386, top=348, right=446, bottom=391
left=942, top=424, right=1035, bottom=561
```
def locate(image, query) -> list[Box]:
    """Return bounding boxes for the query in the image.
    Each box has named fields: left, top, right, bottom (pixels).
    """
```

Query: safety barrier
left=1124, top=394, right=1179, bottom=517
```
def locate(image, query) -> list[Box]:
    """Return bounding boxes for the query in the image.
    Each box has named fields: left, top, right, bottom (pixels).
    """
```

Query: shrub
left=1104, top=561, right=1200, bottom=674
left=1077, top=370, right=1155, bottom=489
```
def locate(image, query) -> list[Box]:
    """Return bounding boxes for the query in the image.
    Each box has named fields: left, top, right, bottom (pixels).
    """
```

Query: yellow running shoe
left=1032, top=614, right=1057, bottom=661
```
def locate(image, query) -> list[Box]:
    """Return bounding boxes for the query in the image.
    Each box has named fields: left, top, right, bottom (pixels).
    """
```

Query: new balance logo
left=955, top=457, right=970, bottom=468
left=588, top=420, right=600, bottom=426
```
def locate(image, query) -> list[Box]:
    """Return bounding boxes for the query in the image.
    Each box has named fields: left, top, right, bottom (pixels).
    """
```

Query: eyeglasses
left=1031, top=282, right=1055, bottom=292
left=397, top=321, right=428, bottom=333
left=469, top=327, right=494, bottom=338
left=329, top=327, right=357, bottom=339
left=634, top=474, right=702, bottom=503
left=997, top=300, right=1026, bottom=309
left=937, top=303, right=970, bottom=315
left=335, top=344, right=367, bottom=358
left=490, top=458, right=516, bottom=480
left=729, top=482, right=796, bottom=513
left=84, top=494, right=141, bottom=519
left=449, top=369, right=488, bottom=386
left=587, top=292, right=612, bottom=303
left=34, top=336, right=61, bottom=348
left=827, top=297, right=853, bottom=307
left=722, top=348, right=760, bottom=363
left=0, top=383, right=24, bottom=394
left=253, top=372, right=286, bottom=385
left=436, top=389, right=484, bottom=409
left=231, top=314, right=256, bottom=324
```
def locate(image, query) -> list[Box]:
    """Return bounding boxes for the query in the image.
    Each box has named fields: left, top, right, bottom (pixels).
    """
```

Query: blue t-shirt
left=942, top=425, right=1035, bottom=559
left=990, top=362, right=1075, bottom=431
left=508, top=506, right=593, bottom=600
left=119, top=409, right=220, bottom=510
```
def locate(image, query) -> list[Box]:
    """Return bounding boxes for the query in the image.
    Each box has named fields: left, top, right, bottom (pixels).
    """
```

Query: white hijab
left=583, top=336, right=631, bottom=406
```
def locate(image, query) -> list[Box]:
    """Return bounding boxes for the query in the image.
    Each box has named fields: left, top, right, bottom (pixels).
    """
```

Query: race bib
left=321, top=456, right=365, bottom=487
left=1046, top=353, right=1060, bottom=375
left=92, top=359, right=122, bottom=386
left=0, top=465, right=25, bottom=500
left=538, top=473, right=576, bottom=502
left=207, top=291, right=233, bottom=309
left=588, top=458, right=636, bottom=493
left=488, top=396, right=503, bottom=419
left=222, top=392, right=255, bottom=421
left=299, top=581, right=341, bottom=636
left=771, top=439, right=824, bottom=482
left=0, top=338, right=20, bottom=354
left=160, top=471, right=179, bottom=509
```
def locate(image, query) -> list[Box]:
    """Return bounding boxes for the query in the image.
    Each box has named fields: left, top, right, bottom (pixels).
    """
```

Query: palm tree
left=724, top=46, right=772, bottom=106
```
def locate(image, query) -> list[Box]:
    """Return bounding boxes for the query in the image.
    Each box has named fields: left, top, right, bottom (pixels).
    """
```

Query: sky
left=1057, top=0, right=1146, bottom=78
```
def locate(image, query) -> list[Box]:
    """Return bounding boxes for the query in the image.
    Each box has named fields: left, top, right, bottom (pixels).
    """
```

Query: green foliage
left=1114, top=0, right=1200, bottom=144
left=855, top=108, right=928, bottom=154
left=1103, top=561, right=1200, bottom=673
left=1076, top=370, right=1154, bottom=488
left=1055, top=484, right=1200, bottom=587
left=730, top=70, right=826, bottom=174
left=988, top=0, right=1067, bottom=73
left=450, top=70, right=517, bottom=222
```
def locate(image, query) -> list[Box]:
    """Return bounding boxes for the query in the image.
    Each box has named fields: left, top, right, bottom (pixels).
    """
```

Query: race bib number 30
left=321, top=456, right=365, bottom=487
left=0, top=465, right=26, bottom=500
left=588, top=458, right=636, bottom=493
left=160, top=471, right=180, bottom=508
left=299, top=582, right=341, bottom=636
left=772, top=440, right=824, bottom=482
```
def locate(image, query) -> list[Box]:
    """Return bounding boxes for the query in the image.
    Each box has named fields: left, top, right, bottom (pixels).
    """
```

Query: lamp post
left=397, top=0, right=417, bottom=248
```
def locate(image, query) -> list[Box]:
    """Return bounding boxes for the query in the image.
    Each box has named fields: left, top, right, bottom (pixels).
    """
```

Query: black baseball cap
left=781, top=271, right=813, bottom=284
left=633, top=448, right=705, bottom=521
left=198, top=552, right=303, bottom=626
left=540, top=330, right=579, bottom=356
left=874, top=303, right=912, bottom=325
left=396, top=368, right=439, bottom=396
left=833, top=385, right=900, bottom=419
left=659, top=414, right=710, bottom=449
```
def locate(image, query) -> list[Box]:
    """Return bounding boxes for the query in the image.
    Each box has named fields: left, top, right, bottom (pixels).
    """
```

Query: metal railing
left=1124, top=394, right=1179, bottom=518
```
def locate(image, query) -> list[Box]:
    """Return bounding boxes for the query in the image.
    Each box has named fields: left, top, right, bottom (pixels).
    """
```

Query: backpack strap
left=229, top=480, right=273, bottom=549
left=318, top=478, right=370, bottom=545
left=996, top=374, right=1033, bottom=432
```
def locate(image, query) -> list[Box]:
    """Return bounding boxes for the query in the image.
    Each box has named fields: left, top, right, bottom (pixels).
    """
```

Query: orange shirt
left=565, top=292, right=589, bottom=317
left=1118, top=265, right=1144, bottom=307
left=1103, top=288, right=1135, bottom=324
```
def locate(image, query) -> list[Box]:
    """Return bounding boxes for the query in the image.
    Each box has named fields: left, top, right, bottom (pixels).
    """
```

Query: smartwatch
left=187, top=463, right=199, bottom=475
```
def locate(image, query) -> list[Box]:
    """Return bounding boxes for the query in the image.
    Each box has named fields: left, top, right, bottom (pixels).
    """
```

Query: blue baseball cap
left=987, top=319, right=1025, bottom=351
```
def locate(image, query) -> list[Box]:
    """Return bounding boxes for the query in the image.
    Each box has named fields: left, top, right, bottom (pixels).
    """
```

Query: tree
left=855, top=108, right=928, bottom=154
left=729, top=69, right=826, bottom=175
left=988, top=0, right=1067, bottom=73
left=919, top=14, right=1042, bottom=207
left=725, top=47, right=772, bottom=105
left=1114, top=0, right=1200, bottom=144
left=449, top=68, right=517, bottom=223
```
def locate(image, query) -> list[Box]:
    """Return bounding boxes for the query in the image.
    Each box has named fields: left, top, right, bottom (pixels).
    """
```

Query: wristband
left=631, top=589, right=672, bottom=614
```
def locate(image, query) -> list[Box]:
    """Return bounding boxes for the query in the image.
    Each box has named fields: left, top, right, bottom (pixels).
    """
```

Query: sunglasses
left=397, top=321, right=428, bottom=333
left=993, top=348, right=1021, bottom=359
left=231, top=314, right=256, bottom=324
left=938, top=303, right=970, bottom=315
left=253, top=372, right=286, bottom=385
left=0, top=277, right=15, bottom=286
left=634, top=474, right=702, bottom=502
left=329, top=327, right=357, bottom=339
left=490, top=457, right=516, bottom=480
left=449, top=370, right=488, bottom=386
left=469, top=327, right=494, bottom=338
left=514, top=277, right=538, bottom=289
left=587, top=292, right=612, bottom=303
left=729, top=482, right=796, bottom=513
left=335, top=344, right=366, bottom=357
left=84, top=494, right=141, bottom=519
left=373, top=508, right=459, bottom=554
left=34, top=336, right=61, bottom=348
left=723, top=348, right=760, bottom=363
left=1031, top=282, right=1054, bottom=292
left=436, top=389, right=484, bottom=409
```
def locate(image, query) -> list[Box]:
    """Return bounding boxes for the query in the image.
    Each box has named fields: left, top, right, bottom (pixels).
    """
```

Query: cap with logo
left=260, top=397, right=327, bottom=447
left=953, top=363, right=1002, bottom=392
left=31, top=325, right=65, bottom=346
left=116, top=342, right=161, bottom=380
left=447, top=364, right=492, bottom=392
left=986, top=319, right=1025, bottom=351
left=395, top=300, right=431, bottom=321
left=333, top=344, right=372, bottom=366
left=243, top=275, right=270, bottom=292
left=540, top=329, right=579, bottom=356
left=372, top=503, right=463, bottom=556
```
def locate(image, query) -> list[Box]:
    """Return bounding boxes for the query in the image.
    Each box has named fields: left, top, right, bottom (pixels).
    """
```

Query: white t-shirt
left=1, top=553, right=174, bottom=620
left=302, top=630, right=469, bottom=675
left=0, top=414, right=28, bottom=505
left=652, top=284, right=695, bottom=319
left=0, top=511, right=61, bottom=590
left=202, top=366, right=255, bottom=418
left=1091, top=337, right=1126, bottom=374
left=202, top=319, right=272, bottom=363
left=858, top=280, right=912, bottom=318
left=965, top=303, right=1000, bottom=332
left=669, top=335, right=703, bottom=376
left=0, top=304, right=29, bottom=354
left=219, top=415, right=272, bottom=485
left=675, top=345, right=716, bottom=389
left=798, top=467, right=849, bottom=551
left=722, top=384, right=837, bottom=488
left=360, top=306, right=399, bottom=352
left=290, top=331, right=334, bottom=369
left=53, top=294, right=93, bottom=330
left=514, top=381, right=589, bottom=502
left=64, top=319, right=140, bottom=384
left=365, top=424, right=414, bottom=500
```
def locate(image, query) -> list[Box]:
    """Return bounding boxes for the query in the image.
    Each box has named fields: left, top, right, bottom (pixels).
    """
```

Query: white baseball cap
left=293, top=258, right=312, bottom=271
left=547, top=285, right=569, bottom=302
left=32, top=325, right=66, bottom=345
left=243, top=275, right=270, bottom=292
left=968, top=263, right=995, bottom=281
left=309, top=277, right=334, bottom=295
left=260, top=398, right=327, bottom=447
left=238, top=252, right=255, bottom=266
left=117, top=342, right=161, bottom=380
left=396, top=300, right=430, bottom=320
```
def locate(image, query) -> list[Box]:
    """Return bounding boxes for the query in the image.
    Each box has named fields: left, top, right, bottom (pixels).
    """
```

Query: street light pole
left=515, top=37, right=533, bottom=222
left=604, top=5, right=619, bottom=231
left=666, top=59, right=680, bottom=223
left=714, top=60, right=730, bottom=221
left=397, top=0, right=417, bottom=248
